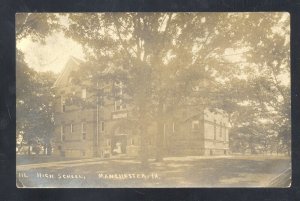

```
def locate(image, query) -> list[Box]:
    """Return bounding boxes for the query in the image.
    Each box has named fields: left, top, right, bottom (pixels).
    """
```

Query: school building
left=52, top=57, right=230, bottom=158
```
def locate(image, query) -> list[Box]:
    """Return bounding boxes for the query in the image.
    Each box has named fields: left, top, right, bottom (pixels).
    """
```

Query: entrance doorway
left=111, top=134, right=127, bottom=155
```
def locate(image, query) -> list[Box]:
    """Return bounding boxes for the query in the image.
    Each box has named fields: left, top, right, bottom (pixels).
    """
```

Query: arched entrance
left=111, top=133, right=127, bottom=155
left=110, top=119, right=137, bottom=156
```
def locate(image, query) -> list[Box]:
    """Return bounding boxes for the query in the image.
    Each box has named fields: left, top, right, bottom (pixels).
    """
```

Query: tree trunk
left=28, top=145, right=31, bottom=155
left=44, top=143, right=47, bottom=155
left=137, top=95, right=149, bottom=168
left=140, top=124, right=149, bottom=169
left=18, top=138, right=25, bottom=155
left=155, top=103, right=164, bottom=162
left=249, top=136, right=255, bottom=155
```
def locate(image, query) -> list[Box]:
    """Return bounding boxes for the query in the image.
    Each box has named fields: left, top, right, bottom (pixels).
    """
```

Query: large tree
left=16, top=52, right=56, bottom=154
left=214, top=13, right=290, bottom=155
left=16, top=13, right=60, bottom=154
left=19, top=12, right=290, bottom=160
left=64, top=13, right=261, bottom=162
left=16, top=13, right=60, bottom=42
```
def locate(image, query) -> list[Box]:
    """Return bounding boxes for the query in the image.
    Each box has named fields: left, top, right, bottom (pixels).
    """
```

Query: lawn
left=16, top=155, right=291, bottom=188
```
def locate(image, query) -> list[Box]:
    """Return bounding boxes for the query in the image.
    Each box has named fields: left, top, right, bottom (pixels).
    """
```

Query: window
left=106, top=139, right=111, bottom=146
left=115, top=81, right=123, bottom=88
left=223, top=123, right=226, bottom=140
left=61, top=98, right=66, bottom=112
left=226, top=132, right=229, bottom=142
left=114, top=100, right=126, bottom=111
left=130, top=138, right=135, bottom=145
left=192, top=120, right=199, bottom=130
left=61, top=125, right=65, bottom=134
left=224, top=126, right=228, bottom=142
left=82, top=88, right=87, bottom=99
left=61, top=125, right=65, bottom=141
left=219, top=121, right=222, bottom=137
left=82, top=122, right=86, bottom=132
left=82, top=122, right=86, bottom=140
left=70, top=124, right=73, bottom=133
left=115, top=87, right=123, bottom=96
left=114, top=81, right=126, bottom=111
left=172, top=122, right=175, bottom=133
left=101, top=121, right=105, bottom=132
left=214, top=120, right=216, bottom=140
left=114, top=81, right=124, bottom=97
left=96, top=96, right=103, bottom=108
left=193, top=86, right=200, bottom=92
left=149, top=138, right=152, bottom=145
left=115, top=100, right=121, bottom=111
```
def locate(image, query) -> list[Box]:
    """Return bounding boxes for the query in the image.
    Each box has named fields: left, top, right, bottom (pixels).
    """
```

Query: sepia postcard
left=16, top=12, right=291, bottom=188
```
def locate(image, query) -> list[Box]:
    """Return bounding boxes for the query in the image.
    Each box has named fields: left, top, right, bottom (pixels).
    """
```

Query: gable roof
left=53, top=56, right=83, bottom=88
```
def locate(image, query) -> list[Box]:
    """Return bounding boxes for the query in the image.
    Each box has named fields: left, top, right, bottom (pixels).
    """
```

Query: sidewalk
left=16, top=155, right=136, bottom=171
left=17, top=154, right=234, bottom=168
left=17, top=154, right=289, bottom=171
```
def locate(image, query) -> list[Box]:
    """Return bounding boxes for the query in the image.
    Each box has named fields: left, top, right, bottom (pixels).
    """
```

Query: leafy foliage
left=16, top=51, right=56, bottom=153
left=16, top=13, right=61, bottom=153
left=64, top=13, right=290, bottom=158
left=16, top=13, right=291, bottom=157
left=16, top=13, right=61, bottom=42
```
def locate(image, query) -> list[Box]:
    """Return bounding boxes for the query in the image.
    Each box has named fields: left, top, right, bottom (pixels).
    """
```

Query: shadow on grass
left=16, top=157, right=290, bottom=187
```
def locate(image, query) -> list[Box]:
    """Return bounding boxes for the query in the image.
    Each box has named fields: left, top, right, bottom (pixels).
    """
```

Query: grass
left=16, top=155, right=291, bottom=188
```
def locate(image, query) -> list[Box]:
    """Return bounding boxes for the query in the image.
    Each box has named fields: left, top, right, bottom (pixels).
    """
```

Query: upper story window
left=101, top=121, right=105, bottom=132
left=61, top=97, right=66, bottom=112
left=192, top=120, right=199, bottom=130
left=149, top=138, right=153, bottom=145
left=115, top=87, right=123, bottom=96
left=130, top=138, right=135, bottom=145
left=219, top=121, right=222, bottom=137
left=70, top=123, right=73, bottom=133
left=172, top=122, right=175, bottom=133
left=62, top=104, right=66, bottom=112
left=114, top=80, right=123, bottom=87
left=61, top=125, right=65, bottom=141
left=224, top=123, right=227, bottom=142
left=96, top=95, right=104, bottom=108
left=114, top=100, right=126, bottom=111
left=82, top=88, right=87, bottom=99
left=192, top=85, right=200, bottom=92
left=82, top=122, right=86, bottom=140
left=214, top=120, right=217, bottom=140
left=114, top=81, right=124, bottom=95
left=224, top=127, right=227, bottom=142
left=61, top=125, right=65, bottom=134
left=114, top=81, right=126, bottom=111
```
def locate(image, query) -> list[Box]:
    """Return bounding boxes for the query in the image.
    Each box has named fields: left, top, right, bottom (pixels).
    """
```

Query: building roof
left=53, top=56, right=83, bottom=88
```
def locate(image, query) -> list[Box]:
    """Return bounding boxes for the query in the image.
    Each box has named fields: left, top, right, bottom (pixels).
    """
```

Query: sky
left=16, top=14, right=245, bottom=75
left=17, top=31, right=85, bottom=74
left=16, top=12, right=290, bottom=82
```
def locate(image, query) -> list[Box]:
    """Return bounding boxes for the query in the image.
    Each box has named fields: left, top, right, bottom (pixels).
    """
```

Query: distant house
left=52, top=57, right=230, bottom=158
